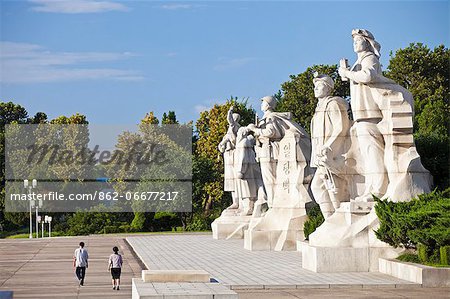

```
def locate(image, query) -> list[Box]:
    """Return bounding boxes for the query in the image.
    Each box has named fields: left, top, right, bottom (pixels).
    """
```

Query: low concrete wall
left=142, top=270, right=210, bottom=283
left=379, top=258, right=450, bottom=287
left=298, top=241, right=400, bottom=272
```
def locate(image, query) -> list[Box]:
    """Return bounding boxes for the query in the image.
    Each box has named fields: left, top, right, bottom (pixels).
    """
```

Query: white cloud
left=0, top=41, right=143, bottom=83
left=29, top=0, right=129, bottom=14
left=213, top=57, right=257, bottom=71
left=159, top=3, right=206, bottom=10
left=161, top=3, right=192, bottom=10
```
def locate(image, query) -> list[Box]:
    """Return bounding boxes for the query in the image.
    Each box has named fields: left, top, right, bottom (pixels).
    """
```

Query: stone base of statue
left=298, top=202, right=402, bottom=272
left=211, top=208, right=252, bottom=240
left=244, top=206, right=308, bottom=251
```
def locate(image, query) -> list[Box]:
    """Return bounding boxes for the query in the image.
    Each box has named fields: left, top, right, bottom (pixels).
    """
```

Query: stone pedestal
left=298, top=241, right=399, bottom=272
left=244, top=207, right=308, bottom=251
left=211, top=209, right=252, bottom=240
left=245, top=228, right=303, bottom=251
left=309, top=202, right=378, bottom=247
left=299, top=201, right=402, bottom=272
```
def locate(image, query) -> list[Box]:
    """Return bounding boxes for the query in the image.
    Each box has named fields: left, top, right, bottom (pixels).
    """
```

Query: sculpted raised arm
left=227, top=106, right=234, bottom=125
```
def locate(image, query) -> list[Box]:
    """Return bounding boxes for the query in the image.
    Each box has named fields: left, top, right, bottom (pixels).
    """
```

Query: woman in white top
left=108, top=246, right=123, bottom=290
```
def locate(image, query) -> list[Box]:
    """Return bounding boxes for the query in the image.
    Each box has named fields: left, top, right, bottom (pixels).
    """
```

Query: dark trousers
left=76, top=267, right=86, bottom=285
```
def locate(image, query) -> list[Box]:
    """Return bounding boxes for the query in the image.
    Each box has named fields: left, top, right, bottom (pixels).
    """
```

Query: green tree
left=0, top=102, right=50, bottom=229
left=50, top=113, right=88, bottom=125
left=162, top=111, right=178, bottom=125
left=277, top=64, right=350, bottom=133
left=195, top=97, right=255, bottom=215
left=142, top=112, right=159, bottom=125
left=105, top=111, right=191, bottom=231
left=384, top=43, right=449, bottom=134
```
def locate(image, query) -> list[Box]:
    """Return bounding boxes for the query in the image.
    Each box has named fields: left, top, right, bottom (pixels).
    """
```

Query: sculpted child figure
left=218, top=106, right=241, bottom=209
left=310, top=74, right=352, bottom=218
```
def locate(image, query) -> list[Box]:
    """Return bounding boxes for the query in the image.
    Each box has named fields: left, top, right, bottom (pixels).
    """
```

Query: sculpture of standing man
left=310, top=74, right=351, bottom=218
left=246, top=96, right=283, bottom=208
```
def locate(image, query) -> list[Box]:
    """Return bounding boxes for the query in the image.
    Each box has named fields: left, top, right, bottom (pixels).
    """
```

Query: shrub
left=119, top=224, right=136, bottom=233
left=375, top=189, right=450, bottom=263
left=397, top=253, right=420, bottom=264
left=303, top=204, right=324, bottom=240
left=131, top=212, right=147, bottom=231
left=186, top=213, right=213, bottom=231
left=440, top=245, right=450, bottom=265
left=417, top=243, right=429, bottom=263
left=103, top=225, right=120, bottom=234
left=153, top=212, right=180, bottom=231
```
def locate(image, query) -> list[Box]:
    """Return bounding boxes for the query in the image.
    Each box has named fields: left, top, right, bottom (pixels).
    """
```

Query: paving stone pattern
left=127, top=235, right=417, bottom=288
left=0, top=236, right=141, bottom=298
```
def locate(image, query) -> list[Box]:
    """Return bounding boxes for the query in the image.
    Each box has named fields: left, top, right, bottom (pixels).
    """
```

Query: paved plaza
left=1, top=234, right=449, bottom=298
left=0, top=236, right=142, bottom=298
left=127, top=234, right=416, bottom=288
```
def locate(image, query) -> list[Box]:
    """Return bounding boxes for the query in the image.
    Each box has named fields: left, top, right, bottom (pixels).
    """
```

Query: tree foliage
left=162, top=111, right=178, bottom=125
left=375, top=189, right=450, bottom=263
left=0, top=101, right=88, bottom=231
left=277, top=64, right=350, bottom=132
left=384, top=43, right=449, bottom=135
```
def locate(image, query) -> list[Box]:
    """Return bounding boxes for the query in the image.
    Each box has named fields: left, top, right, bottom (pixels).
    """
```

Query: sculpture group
left=212, top=29, right=432, bottom=266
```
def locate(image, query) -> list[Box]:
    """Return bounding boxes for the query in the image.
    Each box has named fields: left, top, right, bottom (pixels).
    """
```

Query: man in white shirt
left=73, top=242, right=89, bottom=286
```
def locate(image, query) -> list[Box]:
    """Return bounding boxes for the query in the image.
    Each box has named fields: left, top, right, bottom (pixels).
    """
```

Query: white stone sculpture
left=338, top=28, right=431, bottom=202
left=244, top=96, right=312, bottom=250
left=301, top=29, right=432, bottom=272
left=218, top=107, right=241, bottom=209
left=310, top=74, right=352, bottom=219
left=234, top=127, right=266, bottom=216
left=212, top=108, right=264, bottom=239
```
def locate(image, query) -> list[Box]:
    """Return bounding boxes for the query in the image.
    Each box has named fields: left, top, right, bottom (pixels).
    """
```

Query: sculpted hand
left=320, top=146, right=332, bottom=157
left=318, top=146, right=331, bottom=165
left=338, top=67, right=349, bottom=80
left=247, top=124, right=256, bottom=131
left=236, top=172, right=244, bottom=179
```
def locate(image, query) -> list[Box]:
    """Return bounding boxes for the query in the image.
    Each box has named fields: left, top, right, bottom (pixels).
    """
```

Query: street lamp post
left=48, top=216, right=52, bottom=238
left=45, top=215, right=52, bottom=238
left=24, top=179, right=38, bottom=239
left=35, top=202, right=39, bottom=238
left=38, top=216, right=43, bottom=238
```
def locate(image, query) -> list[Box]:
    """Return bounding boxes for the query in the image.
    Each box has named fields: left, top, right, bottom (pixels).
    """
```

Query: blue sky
left=1, top=1, right=448, bottom=125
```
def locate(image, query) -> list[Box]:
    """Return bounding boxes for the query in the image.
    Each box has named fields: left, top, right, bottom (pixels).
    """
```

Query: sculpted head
left=353, top=35, right=368, bottom=53
left=313, top=73, right=334, bottom=99
left=260, top=96, right=277, bottom=112
left=351, top=29, right=381, bottom=57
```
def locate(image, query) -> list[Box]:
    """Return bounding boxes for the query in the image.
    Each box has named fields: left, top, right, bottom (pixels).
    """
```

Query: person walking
left=108, top=246, right=123, bottom=290
left=73, top=242, right=89, bottom=286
